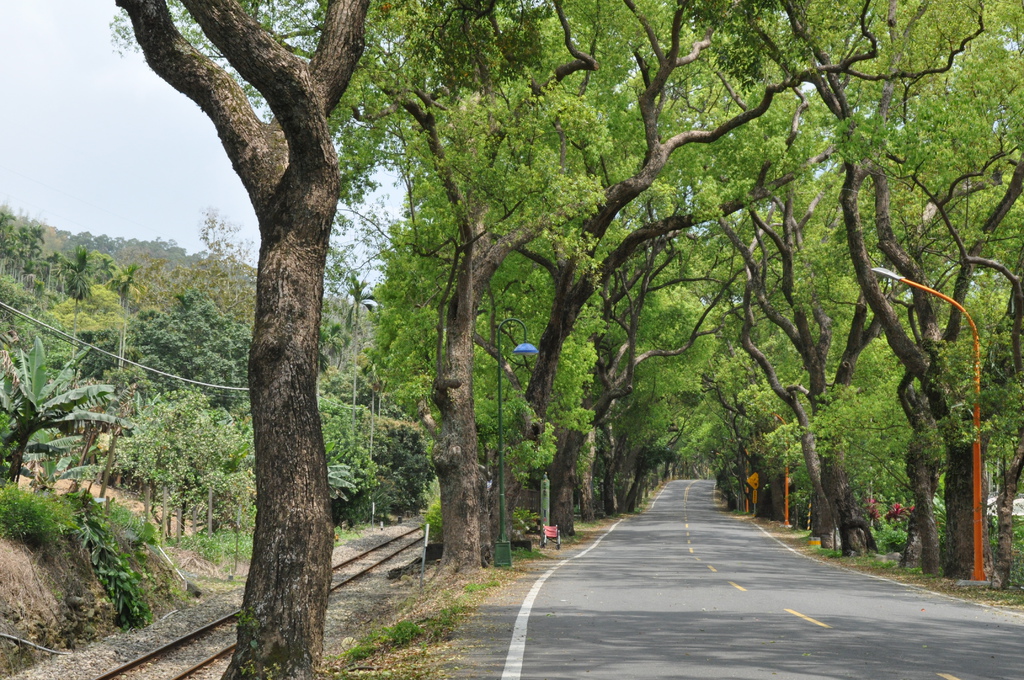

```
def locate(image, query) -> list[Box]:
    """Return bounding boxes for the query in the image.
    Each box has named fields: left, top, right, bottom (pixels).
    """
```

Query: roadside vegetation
left=6, top=0, right=1024, bottom=673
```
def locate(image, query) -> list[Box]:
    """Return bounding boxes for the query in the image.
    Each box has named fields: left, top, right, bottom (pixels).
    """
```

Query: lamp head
left=512, top=342, right=539, bottom=356
left=871, top=267, right=903, bottom=282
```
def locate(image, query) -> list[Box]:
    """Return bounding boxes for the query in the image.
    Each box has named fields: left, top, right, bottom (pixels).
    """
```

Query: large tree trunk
left=821, top=453, right=876, bottom=556
left=601, top=428, right=618, bottom=516
left=549, top=427, right=584, bottom=536
left=432, top=248, right=485, bottom=570
left=798, top=430, right=837, bottom=549
left=900, top=435, right=942, bottom=573
left=229, top=182, right=337, bottom=678
left=991, top=431, right=1024, bottom=588
left=578, top=429, right=597, bottom=522
left=942, top=439, right=976, bottom=579
left=114, top=2, right=370, bottom=677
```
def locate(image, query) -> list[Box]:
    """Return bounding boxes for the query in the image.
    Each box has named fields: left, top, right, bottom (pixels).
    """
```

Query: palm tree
left=14, top=225, right=43, bottom=284
left=0, top=212, right=16, bottom=278
left=0, top=337, right=126, bottom=483
left=107, top=263, right=143, bottom=366
left=60, top=246, right=94, bottom=337
left=318, top=319, right=346, bottom=374
left=345, top=274, right=375, bottom=429
left=92, top=253, right=116, bottom=284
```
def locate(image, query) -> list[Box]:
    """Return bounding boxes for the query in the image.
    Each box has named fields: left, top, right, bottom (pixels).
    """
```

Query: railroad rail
left=90, top=526, right=424, bottom=680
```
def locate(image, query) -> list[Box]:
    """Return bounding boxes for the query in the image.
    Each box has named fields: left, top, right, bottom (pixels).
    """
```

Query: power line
left=0, top=298, right=250, bottom=392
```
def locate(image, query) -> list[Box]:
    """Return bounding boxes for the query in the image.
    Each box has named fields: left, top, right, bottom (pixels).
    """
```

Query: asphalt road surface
left=498, top=479, right=1024, bottom=680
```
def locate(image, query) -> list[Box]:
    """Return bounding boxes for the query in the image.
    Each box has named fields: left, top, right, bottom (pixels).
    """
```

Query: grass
left=463, top=579, right=500, bottom=593
left=174, top=530, right=254, bottom=566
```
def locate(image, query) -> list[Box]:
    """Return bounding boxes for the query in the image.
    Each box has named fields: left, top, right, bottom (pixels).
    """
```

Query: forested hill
left=0, top=203, right=199, bottom=264
left=51, top=228, right=196, bottom=265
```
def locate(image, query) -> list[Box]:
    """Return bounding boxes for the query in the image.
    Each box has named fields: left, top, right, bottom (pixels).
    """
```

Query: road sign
left=747, top=472, right=759, bottom=489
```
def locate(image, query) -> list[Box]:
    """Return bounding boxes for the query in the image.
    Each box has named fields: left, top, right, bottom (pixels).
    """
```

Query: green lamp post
left=495, top=317, right=538, bottom=567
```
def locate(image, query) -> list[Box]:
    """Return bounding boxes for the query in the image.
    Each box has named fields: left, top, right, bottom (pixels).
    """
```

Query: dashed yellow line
left=687, top=539, right=691, bottom=544
left=689, top=547, right=694, bottom=554
left=936, top=675, right=961, bottom=680
left=728, top=581, right=746, bottom=591
left=685, top=524, right=689, bottom=529
left=694, top=557, right=701, bottom=561
left=707, top=565, right=717, bottom=572
left=785, top=609, right=831, bottom=628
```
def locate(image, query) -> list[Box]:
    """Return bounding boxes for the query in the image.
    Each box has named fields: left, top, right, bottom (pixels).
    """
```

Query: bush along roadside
left=70, top=491, right=154, bottom=629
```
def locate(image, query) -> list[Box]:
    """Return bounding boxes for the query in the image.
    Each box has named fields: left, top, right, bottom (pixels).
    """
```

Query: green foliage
left=49, top=285, right=124, bottom=334
left=0, top=483, right=74, bottom=545
left=422, top=497, right=442, bottom=537
left=177, top=530, right=254, bottom=566
left=0, top=336, right=124, bottom=480
left=117, top=390, right=253, bottom=516
left=512, top=507, right=538, bottom=539
left=373, top=421, right=434, bottom=515
left=873, top=523, right=909, bottom=554
left=131, top=289, right=251, bottom=403
left=71, top=492, right=152, bottom=629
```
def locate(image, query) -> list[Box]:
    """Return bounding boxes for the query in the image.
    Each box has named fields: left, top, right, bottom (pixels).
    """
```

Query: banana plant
left=0, top=337, right=129, bottom=482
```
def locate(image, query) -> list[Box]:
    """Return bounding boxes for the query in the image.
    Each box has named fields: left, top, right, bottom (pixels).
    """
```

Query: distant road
left=501, top=479, right=1023, bottom=680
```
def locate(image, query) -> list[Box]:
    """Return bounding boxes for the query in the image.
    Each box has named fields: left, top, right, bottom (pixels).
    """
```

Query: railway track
left=90, top=526, right=425, bottom=680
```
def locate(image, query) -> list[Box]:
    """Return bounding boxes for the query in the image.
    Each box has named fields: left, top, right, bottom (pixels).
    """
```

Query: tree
left=115, top=1, right=370, bottom=677
left=0, top=337, right=125, bottom=482
left=344, top=273, right=375, bottom=428
left=107, top=262, right=143, bottom=366
left=60, top=245, right=95, bottom=337
left=132, top=289, right=250, bottom=404
left=118, top=390, right=252, bottom=530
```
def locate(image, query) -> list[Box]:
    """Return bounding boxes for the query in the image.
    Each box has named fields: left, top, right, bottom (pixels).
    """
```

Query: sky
left=0, top=3, right=261, bottom=256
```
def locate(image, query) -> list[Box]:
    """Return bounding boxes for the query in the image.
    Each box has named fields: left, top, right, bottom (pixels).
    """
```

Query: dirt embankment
left=0, top=533, right=183, bottom=677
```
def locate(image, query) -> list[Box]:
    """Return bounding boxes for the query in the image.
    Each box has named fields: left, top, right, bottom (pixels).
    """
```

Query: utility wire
left=0, top=298, right=249, bottom=392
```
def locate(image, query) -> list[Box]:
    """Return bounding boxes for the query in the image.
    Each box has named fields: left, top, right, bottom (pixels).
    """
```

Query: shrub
left=71, top=493, right=152, bottom=629
left=423, top=497, right=442, bottom=538
left=0, top=484, right=74, bottom=545
left=874, top=522, right=909, bottom=554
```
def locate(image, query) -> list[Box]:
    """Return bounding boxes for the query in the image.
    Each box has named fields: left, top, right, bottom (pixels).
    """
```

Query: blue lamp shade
left=513, top=342, right=539, bottom=355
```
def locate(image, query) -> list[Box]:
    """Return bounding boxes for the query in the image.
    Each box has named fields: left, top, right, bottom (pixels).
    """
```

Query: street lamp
left=495, top=318, right=539, bottom=567
left=871, top=267, right=985, bottom=582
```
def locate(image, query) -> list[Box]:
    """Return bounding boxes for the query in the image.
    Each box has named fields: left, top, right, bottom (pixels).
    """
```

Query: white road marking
left=501, top=519, right=625, bottom=680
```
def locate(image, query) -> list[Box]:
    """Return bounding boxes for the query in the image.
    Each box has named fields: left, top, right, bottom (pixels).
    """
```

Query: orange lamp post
left=872, top=267, right=985, bottom=582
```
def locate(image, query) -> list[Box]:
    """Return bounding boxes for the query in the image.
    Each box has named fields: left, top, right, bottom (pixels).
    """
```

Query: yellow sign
left=752, top=489, right=758, bottom=504
left=747, top=472, right=760, bottom=489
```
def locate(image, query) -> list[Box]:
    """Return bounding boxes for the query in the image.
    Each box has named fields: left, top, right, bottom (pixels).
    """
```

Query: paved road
left=496, top=479, right=1024, bottom=680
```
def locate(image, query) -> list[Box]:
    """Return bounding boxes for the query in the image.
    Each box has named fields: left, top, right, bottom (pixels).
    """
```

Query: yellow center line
left=707, top=565, right=717, bottom=572
left=936, top=675, right=962, bottom=680
left=689, top=547, right=694, bottom=554
left=685, top=524, right=689, bottom=529
left=728, top=581, right=746, bottom=591
left=784, top=609, right=831, bottom=628
left=687, top=539, right=691, bottom=544
left=694, top=557, right=701, bottom=561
